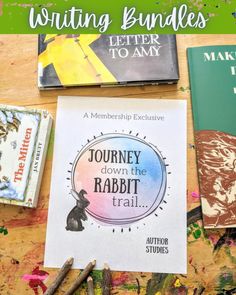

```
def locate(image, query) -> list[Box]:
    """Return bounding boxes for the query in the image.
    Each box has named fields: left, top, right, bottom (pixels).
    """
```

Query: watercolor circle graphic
left=72, top=133, right=167, bottom=225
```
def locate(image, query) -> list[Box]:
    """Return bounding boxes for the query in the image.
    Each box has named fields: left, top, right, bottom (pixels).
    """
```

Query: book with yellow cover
left=0, top=105, right=52, bottom=207
left=38, top=34, right=179, bottom=89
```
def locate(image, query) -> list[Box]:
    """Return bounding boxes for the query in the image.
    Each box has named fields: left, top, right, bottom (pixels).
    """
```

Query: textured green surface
left=188, top=45, right=236, bottom=135
left=0, top=0, right=236, bottom=33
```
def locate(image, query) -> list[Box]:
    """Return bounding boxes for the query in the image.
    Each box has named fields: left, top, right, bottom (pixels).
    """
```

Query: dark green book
left=188, top=45, right=236, bottom=228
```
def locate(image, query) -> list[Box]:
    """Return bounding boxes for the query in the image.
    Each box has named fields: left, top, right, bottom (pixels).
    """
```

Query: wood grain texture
left=0, top=34, right=236, bottom=295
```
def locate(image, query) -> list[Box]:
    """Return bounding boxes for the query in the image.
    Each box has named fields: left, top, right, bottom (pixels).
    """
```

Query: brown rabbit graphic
left=65, top=189, right=90, bottom=232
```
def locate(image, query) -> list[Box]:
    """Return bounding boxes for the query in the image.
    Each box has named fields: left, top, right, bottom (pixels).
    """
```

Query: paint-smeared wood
left=1, top=34, right=236, bottom=295
left=213, top=229, right=236, bottom=252
left=187, top=206, right=202, bottom=226
left=193, top=286, right=205, bottom=295
left=146, top=273, right=169, bottom=295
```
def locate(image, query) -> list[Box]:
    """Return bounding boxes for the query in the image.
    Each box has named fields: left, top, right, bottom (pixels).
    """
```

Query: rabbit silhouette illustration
left=65, top=189, right=90, bottom=231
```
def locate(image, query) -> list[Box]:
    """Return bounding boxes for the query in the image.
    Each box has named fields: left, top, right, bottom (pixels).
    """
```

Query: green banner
left=0, top=0, right=235, bottom=33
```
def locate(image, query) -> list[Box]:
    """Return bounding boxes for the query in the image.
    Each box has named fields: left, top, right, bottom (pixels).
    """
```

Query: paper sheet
left=45, top=96, right=187, bottom=274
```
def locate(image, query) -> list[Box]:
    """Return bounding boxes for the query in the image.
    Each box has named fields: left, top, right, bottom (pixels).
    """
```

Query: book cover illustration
left=0, top=105, right=52, bottom=207
left=188, top=45, right=236, bottom=228
left=45, top=96, right=187, bottom=274
left=38, top=34, right=179, bottom=89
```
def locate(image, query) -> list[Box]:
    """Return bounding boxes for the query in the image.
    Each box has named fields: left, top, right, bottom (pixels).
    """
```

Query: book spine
left=187, top=48, right=208, bottom=228
left=26, top=111, right=52, bottom=208
left=187, top=48, right=200, bottom=131
left=170, top=35, right=180, bottom=80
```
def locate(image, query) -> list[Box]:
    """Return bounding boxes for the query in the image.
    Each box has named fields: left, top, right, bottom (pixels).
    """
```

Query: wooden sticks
left=102, top=263, right=112, bottom=295
left=87, top=276, right=95, bottom=295
left=65, top=260, right=96, bottom=295
left=44, top=257, right=74, bottom=295
left=45, top=259, right=112, bottom=295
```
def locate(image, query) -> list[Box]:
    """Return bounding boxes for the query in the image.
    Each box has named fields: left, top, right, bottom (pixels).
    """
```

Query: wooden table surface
left=0, top=35, right=236, bottom=295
